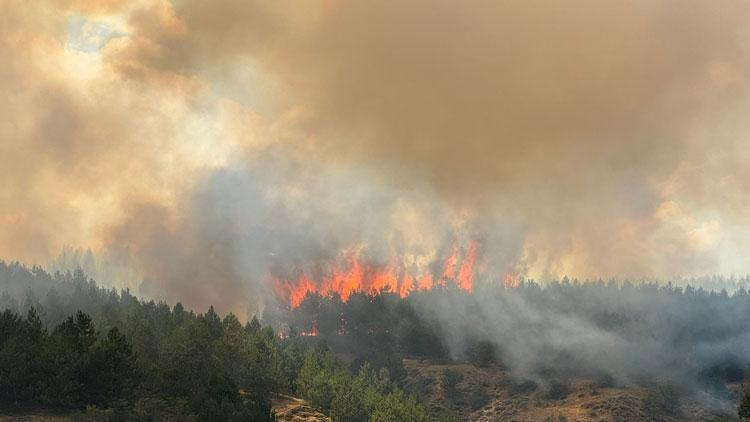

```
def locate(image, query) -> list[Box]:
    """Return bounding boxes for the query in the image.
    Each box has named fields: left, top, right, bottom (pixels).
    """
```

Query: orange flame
left=291, top=276, right=317, bottom=307
left=457, top=242, right=477, bottom=293
left=300, top=326, right=318, bottom=337
left=273, top=241, right=491, bottom=307
left=503, top=271, right=520, bottom=288
left=399, top=274, right=414, bottom=297
left=442, top=245, right=459, bottom=279
left=418, top=274, right=434, bottom=290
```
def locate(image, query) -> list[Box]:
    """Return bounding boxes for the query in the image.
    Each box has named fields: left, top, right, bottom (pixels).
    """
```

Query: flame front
left=504, top=271, right=520, bottom=288
left=271, top=241, right=510, bottom=307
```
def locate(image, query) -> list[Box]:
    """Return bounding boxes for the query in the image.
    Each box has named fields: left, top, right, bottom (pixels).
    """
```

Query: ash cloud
left=103, top=0, right=750, bottom=280
left=2, top=0, right=750, bottom=318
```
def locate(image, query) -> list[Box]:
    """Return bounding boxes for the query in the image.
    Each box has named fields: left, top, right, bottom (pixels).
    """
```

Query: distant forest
left=1, top=261, right=750, bottom=420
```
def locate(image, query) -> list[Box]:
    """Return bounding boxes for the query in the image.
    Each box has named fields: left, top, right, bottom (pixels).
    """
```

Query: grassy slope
left=403, top=359, right=740, bottom=421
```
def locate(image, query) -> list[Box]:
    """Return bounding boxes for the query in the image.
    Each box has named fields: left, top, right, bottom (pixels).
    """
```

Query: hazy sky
left=2, top=0, right=750, bottom=315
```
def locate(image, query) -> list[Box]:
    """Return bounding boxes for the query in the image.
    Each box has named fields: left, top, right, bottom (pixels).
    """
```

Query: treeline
left=3, top=259, right=750, bottom=417
left=0, top=302, right=281, bottom=419
left=0, top=261, right=428, bottom=421
left=0, top=308, right=136, bottom=410
left=286, top=289, right=449, bottom=377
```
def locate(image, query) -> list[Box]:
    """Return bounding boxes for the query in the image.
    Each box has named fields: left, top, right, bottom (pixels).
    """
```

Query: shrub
left=507, top=379, right=538, bottom=396
left=594, top=373, right=615, bottom=389
left=371, top=390, right=429, bottom=422
left=468, top=340, right=496, bottom=367
left=442, top=368, right=464, bottom=400
left=643, top=384, right=680, bottom=416
left=542, top=379, right=570, bottom=400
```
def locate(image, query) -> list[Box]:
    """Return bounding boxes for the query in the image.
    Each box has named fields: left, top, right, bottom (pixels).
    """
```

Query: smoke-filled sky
left=3, top=0, right=750, bottom=317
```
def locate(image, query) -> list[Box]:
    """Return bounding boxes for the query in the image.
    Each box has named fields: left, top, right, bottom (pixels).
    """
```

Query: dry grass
left=403, top=359, right=737, bottom=422
left=271, top=394, right=330, bottom=422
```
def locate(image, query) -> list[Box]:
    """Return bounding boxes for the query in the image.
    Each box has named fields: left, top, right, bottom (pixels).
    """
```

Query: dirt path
left=272, top=394, right=330, bottom=421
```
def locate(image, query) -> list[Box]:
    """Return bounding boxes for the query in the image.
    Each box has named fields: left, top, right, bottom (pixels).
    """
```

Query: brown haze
left=2, top=0, right=750, bottom=318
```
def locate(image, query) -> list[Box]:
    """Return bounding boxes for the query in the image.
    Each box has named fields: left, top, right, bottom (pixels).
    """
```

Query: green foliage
left=19, top=262, right=750, bottom=421
left=0, top=261, right=446, bottom=421
left=0, top=309, right=138, bottom=410
left=0, top=302, right=277, bottom=420
left=0, top=308, right=46, bottom=406
left=296, top=345, right=339, bottom=410
left=370, top=390, right=429, bottom=422
left=189, top=374, right=273, bottom=422
left=330, top=388, right=367, bottom=422
left=296, top=346, right=428, bottom=421
left=292, top=290, right=411, bottom=381
left=0, top=263, right=284, bottom=421
left=88, top=327, right=139, bottom=406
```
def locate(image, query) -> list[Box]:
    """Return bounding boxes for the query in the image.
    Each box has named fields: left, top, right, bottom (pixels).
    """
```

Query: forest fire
left=272, top=242, right=482, bottom=307
left=503, top=271, right=521, bottom=288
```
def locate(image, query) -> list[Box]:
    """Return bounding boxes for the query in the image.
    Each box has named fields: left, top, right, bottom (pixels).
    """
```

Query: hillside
left=403, top=359, right=740, bottom=421
left=2, top=262, right=750, bottom=421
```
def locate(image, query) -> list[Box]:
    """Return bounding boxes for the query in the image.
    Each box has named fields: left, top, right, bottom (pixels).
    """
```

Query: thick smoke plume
left=2, top=0, right=750, bottom=318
